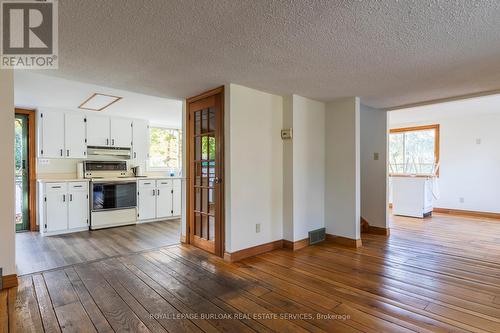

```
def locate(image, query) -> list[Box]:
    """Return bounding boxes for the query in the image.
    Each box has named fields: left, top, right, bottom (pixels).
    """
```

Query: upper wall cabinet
left=39, top=111, right=65, bottom=158
left=86, top=115, right=111, bottom=147
left=64, top=113, right=87, bottom=158
left=132, top=119, right=149, bottom=162
left=110, top=118, right=132, bottom=148
left=39, top=111, right=86, bottom=159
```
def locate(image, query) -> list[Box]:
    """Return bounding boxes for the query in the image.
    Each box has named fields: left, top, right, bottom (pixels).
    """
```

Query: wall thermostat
left=281, top=128, right=293, bottom=140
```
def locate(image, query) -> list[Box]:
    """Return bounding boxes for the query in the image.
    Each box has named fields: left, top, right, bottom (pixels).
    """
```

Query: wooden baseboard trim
left=1, top=274, right=18, bottom=290
left=433, top=207, right=500, bottom=220
left=283, top=238, right=309, bottom=251
left=325, top=234, right=362, bottom=248
left=363, top=225, right=390, bottom=236
left=361, top=217, right=390, bottom=236
left=224, top=240, right=283, bottom=262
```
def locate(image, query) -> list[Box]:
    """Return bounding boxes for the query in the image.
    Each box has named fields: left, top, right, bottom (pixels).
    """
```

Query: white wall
left=282, top=95, right=294, bottom=241
left=390, top=106, right=500, bottom=213
left=225, top=84, right=283, bottom=253
left=0, top=70, right=16, bottom=275
left=360, top=104, right=388, bottom=228
left=325, top=97, right=361, bottom=240
left=291, top=95, right=325, bottom=241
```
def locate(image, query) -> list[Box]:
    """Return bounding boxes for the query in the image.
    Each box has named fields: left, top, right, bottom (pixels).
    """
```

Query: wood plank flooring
left=16, top=220, right=181, bottom=275
left=13, top=214, right=500, bottom=332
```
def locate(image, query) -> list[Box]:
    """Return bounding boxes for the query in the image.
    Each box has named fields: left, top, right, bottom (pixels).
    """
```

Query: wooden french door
left=187, top=87, right=224, bottom=257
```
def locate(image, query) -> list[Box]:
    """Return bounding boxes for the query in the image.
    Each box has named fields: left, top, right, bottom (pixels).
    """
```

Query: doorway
left=15, top=109, right=36, bottom=232
left=186, top=87, right=225, bottom=257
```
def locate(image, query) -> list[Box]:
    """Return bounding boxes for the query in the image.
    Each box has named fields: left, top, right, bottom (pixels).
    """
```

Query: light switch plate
left=281, top=128, right=293, bottom=140
left=373, top=152, right=379, bottom=161
left=256, top=223, right=261, bottom=233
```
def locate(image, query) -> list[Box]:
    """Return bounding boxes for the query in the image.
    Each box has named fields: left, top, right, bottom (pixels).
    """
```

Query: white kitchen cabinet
left=138, top=179, right=181, bottom=222
left=86, top=115, right=110, bottom=146
left=64, top=113, right=87, bottom=158
left=110, top=118, right=132, bottom=147
left=156, top=181, right=173, bottom=219
left=172, top=179, right=182, bottom=216
left=40, top=181, right=89, bottom=235
left=39, top=111, right=65, bottom=158
left=138, top=180, right=157, bottom=220
left=132, top=119, right=149, bottom=162
left=68, top=182, right=89, bottom=229
left=44, top=183, right=68, bottom=233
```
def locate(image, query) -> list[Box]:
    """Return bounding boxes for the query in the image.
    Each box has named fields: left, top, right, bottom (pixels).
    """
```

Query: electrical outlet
left=476, top=138, right=482, bottom=145
left=459, top=197, right=465, bottom=204
left=256, top=223, right=261, bottom=233
left=373, top=152, right=379, bottom=161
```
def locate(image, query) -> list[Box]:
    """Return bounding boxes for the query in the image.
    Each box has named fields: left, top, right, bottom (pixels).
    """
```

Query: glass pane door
left=188, top=89, right=224, bottom=256
left=15, top=114, right=30, bottom=232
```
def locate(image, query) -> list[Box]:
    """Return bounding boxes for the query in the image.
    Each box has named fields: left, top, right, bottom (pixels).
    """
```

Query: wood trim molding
left=361, top=217, right=390, bottom=236
left=283, top=238, right=309, bottom=251
left=390, top=124, right=440, bottom=177
left=434, top=207, right=500, bottom=220
left=15, top=108, right=38, bottom=231
left=1, top=275, right=18, bottom=290
left=325, top=234, right=362, bottom=248
left=224, top=240, right=283, bottom=262
left=180, top=234, right=187, bottom=243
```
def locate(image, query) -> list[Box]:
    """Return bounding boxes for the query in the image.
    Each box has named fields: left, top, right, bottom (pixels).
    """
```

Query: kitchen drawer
left=45, top=183, right=67, bottom=192
left=156, top=179, right=173, bottom=187
left=69, top=182, right=88, bottom=191
left=138, top=180, right=156, bottom=188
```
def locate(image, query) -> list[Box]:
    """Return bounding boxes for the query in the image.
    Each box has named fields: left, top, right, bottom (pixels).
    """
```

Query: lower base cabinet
left=39, top=181, right=89, bottom=235
left=138, top=179, right=181, bottom=221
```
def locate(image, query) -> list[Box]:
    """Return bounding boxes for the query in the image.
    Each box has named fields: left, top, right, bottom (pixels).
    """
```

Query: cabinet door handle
left=157, top=189, right=160, bottom=196
left=69, top=194, right=73, bottom=201
left=152, top=189, right=156, bottom=196
left=106, top=138, right=109, bottom=146
left=63, top=194, right=66, bottom=202
left=134, top=152, right=137, bottom=158
left=112, top=139, right=115, bottom=146
left=60, top=149, right=63, bottom=156
left=66, top=149, right=70, bottom=157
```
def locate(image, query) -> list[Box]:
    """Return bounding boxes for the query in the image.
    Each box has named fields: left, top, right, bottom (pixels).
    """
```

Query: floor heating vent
left=309, top=228, right=326, bottom=245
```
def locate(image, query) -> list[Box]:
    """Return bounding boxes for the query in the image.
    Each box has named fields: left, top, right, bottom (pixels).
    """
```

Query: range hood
left=87, top=146, right=131, bottom=159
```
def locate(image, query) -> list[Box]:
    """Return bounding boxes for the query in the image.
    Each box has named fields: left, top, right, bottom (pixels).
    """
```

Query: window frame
left=389, top=124, right=440, bottom=177
left=147, top=125, right=182, bottom=172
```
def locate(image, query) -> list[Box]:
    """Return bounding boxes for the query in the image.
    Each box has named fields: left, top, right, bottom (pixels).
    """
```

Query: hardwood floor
left=16, top=219, right=181, bottom=275
left=13, top=214, right=500, bottom=332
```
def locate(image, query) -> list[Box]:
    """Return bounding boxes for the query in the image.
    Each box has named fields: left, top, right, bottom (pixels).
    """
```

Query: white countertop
left=38, top=176, right=184, bottom=183
left=37, top=178, right=90, bottom=183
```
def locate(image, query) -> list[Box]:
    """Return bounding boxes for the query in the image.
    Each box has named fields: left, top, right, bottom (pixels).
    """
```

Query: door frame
left=15, top=108, right=37, bottom=232
left=185, top=86, right=225, bottom=257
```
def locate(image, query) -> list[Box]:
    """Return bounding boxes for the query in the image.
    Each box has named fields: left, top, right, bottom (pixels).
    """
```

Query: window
left=389, top=124, right=440, bottom=175
left=148, top=127, right=182, bottom=170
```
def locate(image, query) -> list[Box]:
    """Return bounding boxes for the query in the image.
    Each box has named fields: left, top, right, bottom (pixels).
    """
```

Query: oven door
left=91, top=181, right=137, bottom=212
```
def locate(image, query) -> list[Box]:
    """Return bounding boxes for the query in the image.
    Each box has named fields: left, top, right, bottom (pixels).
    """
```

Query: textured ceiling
left=40, top=0, right=500, bottom=108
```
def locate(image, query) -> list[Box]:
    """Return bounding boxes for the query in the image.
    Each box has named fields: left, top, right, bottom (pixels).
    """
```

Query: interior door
left=188, top=87, right=224, bottom=256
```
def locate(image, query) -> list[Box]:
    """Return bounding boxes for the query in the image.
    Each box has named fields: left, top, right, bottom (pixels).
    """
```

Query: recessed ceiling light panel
left=78, top=93, right=122, bottom=111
